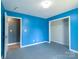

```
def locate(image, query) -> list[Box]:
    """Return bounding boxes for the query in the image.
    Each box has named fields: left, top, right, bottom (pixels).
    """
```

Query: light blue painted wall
left=47, top=8, right=78, bottom=51
left=6, top=10, right=49, bottom=46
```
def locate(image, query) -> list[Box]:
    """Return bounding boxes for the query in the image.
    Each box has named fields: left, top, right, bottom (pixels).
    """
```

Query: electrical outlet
left=33, top=40, right=35, bottom=42
left=36, top=40, right=39, bottom=42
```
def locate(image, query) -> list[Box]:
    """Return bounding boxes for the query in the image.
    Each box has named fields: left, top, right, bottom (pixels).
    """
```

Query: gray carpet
left=6, top=42, right=78, bottom=59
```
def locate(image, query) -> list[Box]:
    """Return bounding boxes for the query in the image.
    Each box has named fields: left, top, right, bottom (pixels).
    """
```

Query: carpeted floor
left=6, top=42, right=78, bottom=59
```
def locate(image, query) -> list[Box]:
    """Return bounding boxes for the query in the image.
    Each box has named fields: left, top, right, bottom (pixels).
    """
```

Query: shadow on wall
left=1, top=3, right=5, bottom=57
left=63, top=18, right=69, bottom=48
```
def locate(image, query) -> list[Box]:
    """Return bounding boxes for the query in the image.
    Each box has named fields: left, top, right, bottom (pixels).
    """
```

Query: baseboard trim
left=70, top=48, right=78, bottom=53
left=22, top=41, right=49, bottom=48
left=8, top=42, right=19, bottom=46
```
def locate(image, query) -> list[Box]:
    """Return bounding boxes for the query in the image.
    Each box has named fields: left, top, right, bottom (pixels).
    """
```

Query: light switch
left=10, top=29, right=13, bottom=32
left=24, top=29, right=27, bottom=32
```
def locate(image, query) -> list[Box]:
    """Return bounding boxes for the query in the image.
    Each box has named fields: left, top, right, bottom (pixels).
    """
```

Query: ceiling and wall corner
left=2, top=0, right=78, bottom=18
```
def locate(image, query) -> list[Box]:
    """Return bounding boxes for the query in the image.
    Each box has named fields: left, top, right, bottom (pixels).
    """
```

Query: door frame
left=49, top=16, right=71, bottom=50
left=5, top=15, right=22, bottom=48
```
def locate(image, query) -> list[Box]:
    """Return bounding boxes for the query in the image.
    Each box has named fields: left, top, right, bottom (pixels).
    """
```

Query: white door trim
left=4, top=12, right=8, bottom=58
left=6, top=16, right=23, bottom=48
left=49, top=16, right=71, bottom=51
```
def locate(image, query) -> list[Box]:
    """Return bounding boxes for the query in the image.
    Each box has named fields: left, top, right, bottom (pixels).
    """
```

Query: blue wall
left=1, top=3, right=5, bottom=57
left=6, top=11, right=49, bottom=47
left=47, top=8, right=78, bottom=51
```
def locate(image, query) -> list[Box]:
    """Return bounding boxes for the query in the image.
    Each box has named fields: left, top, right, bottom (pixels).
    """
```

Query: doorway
left=4, top=12, right=22, bottom=58
left=8, top=17, right=21, bottom=51
left=5, top=16, right=22, bottom=51
left=49, top=16, right=70, bottom=49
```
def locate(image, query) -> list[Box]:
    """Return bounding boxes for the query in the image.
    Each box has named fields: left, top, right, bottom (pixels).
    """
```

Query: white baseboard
left=70, top=48, right=78, bottom=53
left=22, top=41, right=49, bottom=48
left=8, top=42, right=19, bottom=46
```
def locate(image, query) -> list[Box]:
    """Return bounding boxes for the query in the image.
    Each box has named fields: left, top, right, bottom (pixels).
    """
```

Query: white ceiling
left=2, top=0, right=78, bottom=18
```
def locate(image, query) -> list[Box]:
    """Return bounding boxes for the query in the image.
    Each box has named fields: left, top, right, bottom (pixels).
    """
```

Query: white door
left=4, top=12, right=8, bottom=58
